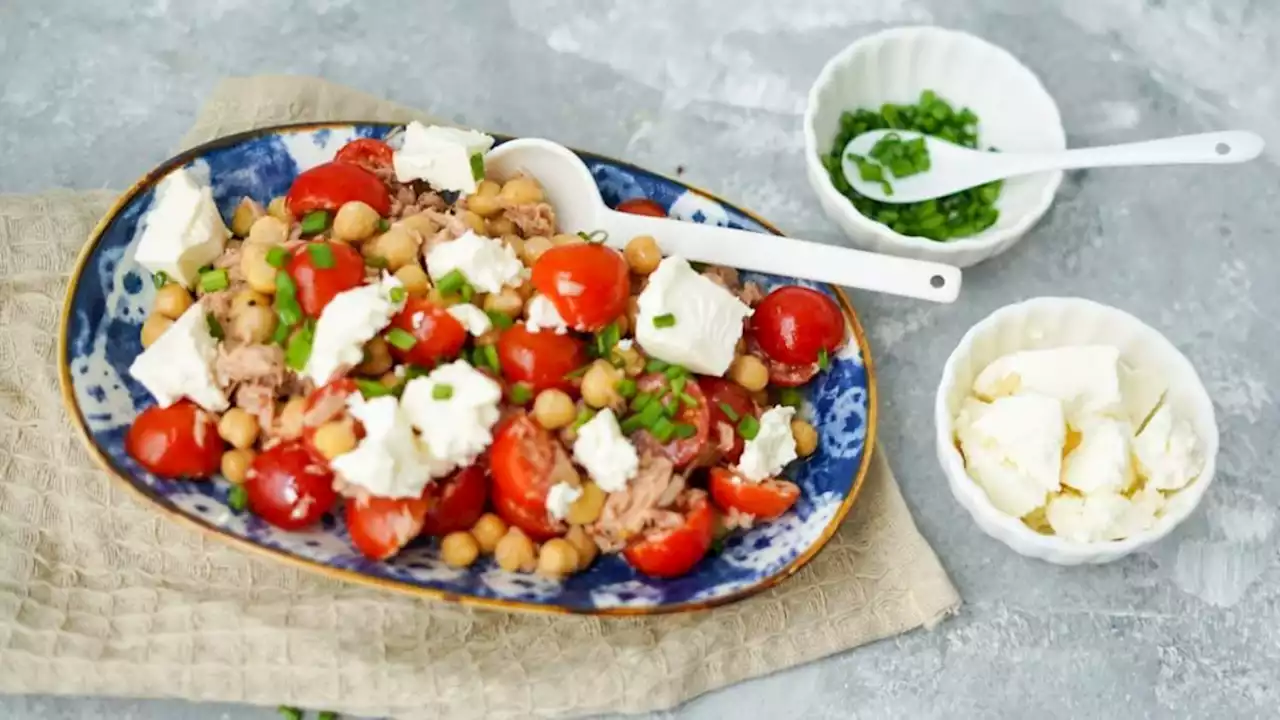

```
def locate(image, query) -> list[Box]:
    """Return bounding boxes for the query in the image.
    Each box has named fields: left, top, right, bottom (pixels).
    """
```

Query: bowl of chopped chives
left=804, top=26, right=1066, bottom=268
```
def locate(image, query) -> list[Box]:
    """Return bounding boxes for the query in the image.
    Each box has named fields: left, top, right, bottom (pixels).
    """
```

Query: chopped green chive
left=266, top=245, right=289, bottom=268
left=636, top=400, right=665, bottom=427
left=364, top=254, right=388, bottom=269
left=672, top=422, right=697, bottom=439
left=307, top=242, right=335, bottom=269
left=277, top=301, right=302, bottom=329
left=389, top=286, right=406, bottom=303
left=509, top=383, right=532, bottom=405
left=198, top=264, right=213, bottom=274
left=275, top=269, right=297, bottom=297
left=432, top=383, right=454, bottom=400
left=594, top=322, right=622, bottom=358
left=385, top=327, right=417, bottom=351
left=620, top=414, right=647, bottom=435
left=616, top=377, right=637, bottom=399
left=738, top=415, right=761, bottom=441
left=355, top=376, right=397, bottom=399
left=652, top=417, right=676, bottom=443
left=644, top=358, right=669, bottom=373
left=377, top=218, right=390, bottom=232
left=664, top=364, right=687, bottom=380
left=300, top=210, right=330, bottom=235
left=227, top=485, right=248, bottom=512
left=670, top=375, right=687, bottom=397
left=572, top=407, right=596, bottom=431
left=679, top=392, right=699, bottom=409
left=271, top=320, right=290, bottom=346
left=483, top=344, right=500, bottom=372
left=777, top=387, right=804, bottom=409
left=460, top=282, right=475, bottom=303
left=403, top=364, right=431, bottom=381
left=470, top=152, right=485, bottom=182
left=437, top=269, right=467, bottom=295
left=205, top=312, right=224, bottom=340
left=487, top=310, right=514, bottom=330
left=284, top=323, right=315, bottom=371
left=152, top=271, right=169, bottom=289
left=577, top=229, right=609, bottom=244
left=652, top=313, right=676, bottom=329
left=318, top=712, right=339, bottom=720
left=818, top=348, right=830, bottom=370
left=277, top=708, right=303, bottom=720
left=630, top=391, right=654, bottom=412
left=718, top=402, right=741, bottom=422
left=199, top=268, right=230, bottom=293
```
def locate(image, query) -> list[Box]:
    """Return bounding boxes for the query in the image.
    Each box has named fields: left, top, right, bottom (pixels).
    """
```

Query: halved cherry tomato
left=632, top=373, right=711, bottom=468
left=708, top=467, right=800, bottom=520
left=245, top=440, right=338, bottom=530
left=286, top=241, right=366, bottom=317
left=530, top=244, right=630, bottom=331
left=488, top=413, right=572, bottom=541
left=420, top=464, right=488, bottom=537
left=615, top=197, right=667, bottom=217
left=623, top=490, right=714, bottom=578
left=748, top=286, right=845, bottom=366
left=385, top=297, right=468, bottom=366
left=334, top=138, right=394, bottom=172
left=125, top=400, right=224, bottom=479
left=346, top=491, right=431, bottom=561
left=699, top=377, right=758, bottom=463
left=286, top=161, right=392, bottom=218
left=496, top=324, right=588, bottom=393
left=301, top=378, right=362, bottom=459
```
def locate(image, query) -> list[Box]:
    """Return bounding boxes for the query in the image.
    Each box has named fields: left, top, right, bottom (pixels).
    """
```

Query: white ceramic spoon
left=484, top=138, right=962, bottom=303
left=843, top=129, right=1265, bottom=204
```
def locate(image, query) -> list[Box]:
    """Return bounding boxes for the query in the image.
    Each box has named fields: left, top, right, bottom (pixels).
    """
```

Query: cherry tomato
left=301, top=378, right=362, bottom=459
left=623, top=490, right=715, bottom=578
left=496, top=324, right=588, bottom=393
left=420, top=464, right=488, bottom=537
left=699, top=377, right=758, bottom=463
left=530, top=244, right=630, bottom=331
left=125, top=400, right=224, bottom=479
left=748, top=286, right=845, bottom=366
left=345, top=492, right=431, bottom=561
left=334, top=138, right=394, bottom=172
left=245, top=440, right=338, bottom=530
left=744, top=336, right=820, bottom=388
left=286, top=161, right=392, bottom=218
left=488, top=413, right=571, bottom=541
left=632, top=373, right=711, bottom=468
left=385, top=297, right=468, bottom=366
left=286, top=241, right=366, bottom=317
left=708, top=467, right=801, bottom=520
left=615, top=197, right=667, bottom=217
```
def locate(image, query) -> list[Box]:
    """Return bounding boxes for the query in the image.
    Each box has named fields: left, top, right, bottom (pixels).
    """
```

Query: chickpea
left=728, top=355, right=769, bottom=392
left=230, top=289, right=271, bottom=316
left=475, top=179, right=501, bottom=198
left=482, top=287, right=524, bottom=318
left=470, top=513, right=508, bottom=554
left=494, top=527, right=537, bottom=572
left=396, top=213, right=440, bottom=239
left=533, top=389, right=576, bottom=430
left=499, top=176, right=545, bottom=205
left=393, top=263, right=431, bottom=297
left=365, top=226, right=419, bottom=272
left=791, top=418, right=819, bottom=457
left=551, top=232, right=583, bottom=247
left=536, top=538, right=580, bottom=579
left=247, top=215, right=289, bottom=246
left=581, top=360, right=623, bottom=410
left=501, top=234, right=526, bottom=261
left=277, top=397, right=308, bottom=439
left=486, top=216, right=517, bottom=237
left=611, top=345, right=645, bottom=377
left=521, top=235, right=553, bottom=265
left=378, top=371, right=401, bottom=388
left=566, top=481, right=606, bottom=526
left=357, top=336, right=393, bottom=376
left=440, top=531, right=480, bottom=568
left=232, top=305, right=277, bottom=344
left=266, top=196, right=291, bottom=223
left=240, top=244, right=279, bottom=295
left=466, top=193, right=503, bottom=218
left=458, top=209, right=487, bottom=235
left=312, top=420, right=357, bottom=460
left=229, top=197, right=265, bottom=237
left=217, top=408, right=261, bottom=450
left=625, top=297, right=640, bottom=333
left=474, top=328, right=501, bottom=347
left=153, top=283, right=193, bottom=319
left=624, top=235, right=662, bottom=274
left=563, top=526, right=598, bottom=570
left=425, top=288, right=457, bottom=308
left=332, top=201, right=381, bottom=243
left=140, top=314, right=172, bottom=348
left=220, top=448, right=256, bottom=484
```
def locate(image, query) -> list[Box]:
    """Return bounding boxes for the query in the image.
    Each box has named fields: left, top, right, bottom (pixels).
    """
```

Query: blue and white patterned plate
left=58, top=122, right=877, bottom=615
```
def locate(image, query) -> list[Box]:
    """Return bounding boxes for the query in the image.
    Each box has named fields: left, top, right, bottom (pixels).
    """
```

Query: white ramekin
left=934, top=297, right=1219, bottom=565
left=804, top=26, right=1066, bottom=268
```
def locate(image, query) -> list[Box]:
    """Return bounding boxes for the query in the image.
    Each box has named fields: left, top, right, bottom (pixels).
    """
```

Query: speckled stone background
left=3, top=0, right=1278, bottom=718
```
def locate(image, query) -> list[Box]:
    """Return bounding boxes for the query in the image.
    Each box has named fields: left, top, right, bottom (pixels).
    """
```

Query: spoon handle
left=602, top=210, right=961, bottom=303
left=998, top=131, right=1265, bottom=176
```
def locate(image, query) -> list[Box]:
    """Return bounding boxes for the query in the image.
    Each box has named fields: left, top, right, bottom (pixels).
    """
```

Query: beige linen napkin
left=0, top=76, right=959, bottom=719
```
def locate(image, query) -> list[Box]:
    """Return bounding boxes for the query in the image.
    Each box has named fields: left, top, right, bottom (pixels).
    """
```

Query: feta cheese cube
left=425, top=231, right=524, bottom=294
left=1045, top=492, right=1131, bottom=543
left=1061, top=418, right=1135, bottom=494
left=304, top=275, right=405, bottom=386
left=955, top=395, right=1065, bottom=517
left=134, top=168, right=229, bottom=288
left=392, top=121, right=494, bottom=195
left=128, top=303, right=229, bottom=412
left=572, top=409, right=639, bottom=492
left=331, top=395, right=443, bottom=499
left=973, top=346, right=1125, bottom=429
left=524, top=294, right=569, bottom=334
left=401, top=360, right=503, bottom=477
left=1133, top=404, right=1204, bottom=491
left=635, top=257, right=752, bottom=376
left=736, top=406, right=798, bottom=482
left=545, top=481, right=583, bottom=521
left=446, top=303, right=493, bottom=337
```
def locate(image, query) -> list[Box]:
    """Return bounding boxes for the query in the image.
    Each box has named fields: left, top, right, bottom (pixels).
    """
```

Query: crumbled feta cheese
left=615, top=339, right=634, bottom=351
left=1061, top=418, right=1135, bottom=494
left=392, top=121, right=494, bottom=194
left=401, top=360, right=503, bottom=477
left=545, top=481, right=583, bottom=521
left=304, top=275, right=405, bottom=386
left=634, top=257, right=752, bottom=376
left=330, top=395, right=443, bottom=499
left=524, top=294, right=569, bottom=334
left=128, top=303, right=228, bottom=412
left=425, top=231, right=524, bottom=294
left=134, top=168, right=228, bottom=288
left=736, top=406, right=798, bottom=482
left=446, top=303, right=493, bottom=337
left=955, top=395, right=1065, bottom=517
left=1133, top=404, right=1204, bottom=491
left=973, top=346, right=1125, bottom=429
left=572, top=409, right=639, bottom=492
left=1045, top=492, right=1131, bottom=543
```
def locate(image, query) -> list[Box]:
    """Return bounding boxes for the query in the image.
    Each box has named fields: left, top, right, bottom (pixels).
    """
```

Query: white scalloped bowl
left=804, top=27, right=1066, bottom=268
left=934, top=297, right=1219, bottom=565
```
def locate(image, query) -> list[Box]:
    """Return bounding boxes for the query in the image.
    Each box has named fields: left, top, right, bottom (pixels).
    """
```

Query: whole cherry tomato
left=530, top=244, right=630, bottom=331
left=748, top=286, right=845, bottom=367
left=125, top=400, right=224, bottom=479
left=301, top=378, right=362, bottom=460
left=615, top=197, right=667, bottom=217
left=286, top=241, right=366, bottom=317
left=488, top=413, right=571, bottom=541
left=420, top=464, right=488, bottom=537
left=632, top=373, right=711, bottom=468
left=346, top=492, right=432, bottom=561
left=385, top=297, right=468, bottom=366
left=334, top=138, right=394, bottom=172
left=623, top=490, right=715, bottom=578
left=699, top=377, right=758, bottom=463
left=496, top=324, right=588, bottom=393
left=244, top=440, right=338, bottom=530
left=286, top=161, right=392, bottom=218
left=708, top=467, right=800, bottom=520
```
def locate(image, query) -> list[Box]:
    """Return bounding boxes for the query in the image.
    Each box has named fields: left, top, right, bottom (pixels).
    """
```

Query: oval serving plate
left=58, top=122, right=877, bottom=615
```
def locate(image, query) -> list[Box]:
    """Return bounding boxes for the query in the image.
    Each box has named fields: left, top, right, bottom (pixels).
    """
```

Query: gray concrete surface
left=3, top=0, right=1278, bottom=717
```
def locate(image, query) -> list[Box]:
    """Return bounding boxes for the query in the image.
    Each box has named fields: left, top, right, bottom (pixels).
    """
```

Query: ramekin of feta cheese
left=934, top=297, right=1218, bottom=565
